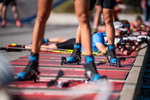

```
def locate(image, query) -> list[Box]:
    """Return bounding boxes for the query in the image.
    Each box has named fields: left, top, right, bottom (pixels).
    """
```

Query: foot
left=16, top=19, right=22, bottom=27
left=1, top=19, right=6, bottom=27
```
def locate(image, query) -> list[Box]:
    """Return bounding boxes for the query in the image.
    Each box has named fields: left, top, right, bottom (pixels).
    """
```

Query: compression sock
left=43, top=38, right=49, bottom=43
left=29, top=52, right=39, bottom=63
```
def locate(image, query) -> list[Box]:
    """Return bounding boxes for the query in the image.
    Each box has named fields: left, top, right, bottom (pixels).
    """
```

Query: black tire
left=117, top=59, right=121, bottom=67
left=61, top=57, right=66, bottom=65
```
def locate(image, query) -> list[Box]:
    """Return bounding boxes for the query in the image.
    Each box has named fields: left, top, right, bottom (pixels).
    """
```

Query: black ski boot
left=17, top=53, right=40, bottom=82
left=84, top=55, right=101, bottom=81
left=66, top=43, right=81, bottom=63
left=107, top=44, right=121, bottom=67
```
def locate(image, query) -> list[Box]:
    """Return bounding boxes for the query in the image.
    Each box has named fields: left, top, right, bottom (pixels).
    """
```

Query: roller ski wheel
left=61, top=57, right=66, bottom=65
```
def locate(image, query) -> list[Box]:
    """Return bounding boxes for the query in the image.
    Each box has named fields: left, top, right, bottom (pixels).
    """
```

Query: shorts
left=89, top=0, right=96, bottom=11
left=96, top=0, right=116, bottom=9
left=56, top=38, right=76, bottom=49
left=0, top=0, right=2, bottom=3
left=3, top=0, right=16, bottom=6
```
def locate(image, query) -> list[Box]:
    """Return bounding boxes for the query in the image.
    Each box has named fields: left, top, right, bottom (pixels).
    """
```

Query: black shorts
left=96, top=0, right=116, bottom=9
left=89, top=0, right=96, bottom=11
left=56, top=38, right=76, bottom=49
left=3, top=0, right=16, bottom=6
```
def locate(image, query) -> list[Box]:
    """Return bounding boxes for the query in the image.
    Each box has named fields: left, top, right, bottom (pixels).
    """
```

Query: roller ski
left=106, top=44, right=121, bottom=67
left=61, top=43, right=81, bottom=65
left=47, top=70, right=64, bottom=87
left=17, top=53, right=40, bottom=83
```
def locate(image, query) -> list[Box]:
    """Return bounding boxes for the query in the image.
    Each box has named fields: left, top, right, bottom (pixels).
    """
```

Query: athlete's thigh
left=37, top=0, right=53, bottom=16
left=74, top=0, right=89, bottom=19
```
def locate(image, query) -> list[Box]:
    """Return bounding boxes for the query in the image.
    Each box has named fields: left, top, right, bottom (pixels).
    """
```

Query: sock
left=43, top=38, right=49, bottom=43
left=29, top=52, right=39, bottom=63
left=74, top=43, right=81, bottom=49
left=85, top=55, right=94, bottom=64
left=108, top=44, right=115, bottom=50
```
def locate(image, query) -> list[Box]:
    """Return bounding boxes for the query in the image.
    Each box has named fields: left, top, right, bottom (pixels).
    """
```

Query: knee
left=36, top=12, right=49, bottom=23
left=104, top=16, right=113, bottom=25
left=77, top=13, right=88, bottom=24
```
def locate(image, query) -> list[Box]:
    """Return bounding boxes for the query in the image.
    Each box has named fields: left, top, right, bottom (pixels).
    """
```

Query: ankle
left=29, top=52, right=39, bottom=63
left=85, top=55, right=94, bottom=64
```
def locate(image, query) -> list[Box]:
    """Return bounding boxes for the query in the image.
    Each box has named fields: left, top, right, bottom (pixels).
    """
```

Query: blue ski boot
left=17, top=53, right=40, bottom=82
left=84, top=55, right=101, bottom=81
left=107, top=44, right=121, bottom=67
left=66, top=43, right=81, bottom=64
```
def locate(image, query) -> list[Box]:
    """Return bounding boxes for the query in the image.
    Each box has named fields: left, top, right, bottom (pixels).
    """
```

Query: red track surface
left=9, top=51, right=137, bottom=100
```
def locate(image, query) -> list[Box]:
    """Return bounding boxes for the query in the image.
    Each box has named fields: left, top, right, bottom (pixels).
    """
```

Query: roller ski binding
left=17, top=53, right=40, bottom=82
left=61, top=43, right=81, bottom=65
left=107, top=44, right=121, bottom=67
left=47, top=70, right=64, bottom=87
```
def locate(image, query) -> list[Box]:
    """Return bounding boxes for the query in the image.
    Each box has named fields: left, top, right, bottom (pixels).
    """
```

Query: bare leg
left=27, top=43, right=58, bottom=50
left=93, top=5, right=102, bottom=29
left=1, top=5, right=7, bottom=20
left=11, top=5, right=19, bottom=19
left=1, top=5, right=7, bottom=27
left=74, top=0, right=100, bottom=81
left=17, top=0, right=53, bottom=81
left=32, top=0, right=53, bottom=53
left=11, top=5, right=22, bottom=27
left=74, top=0, right=91, bottom=55
left=103, top=9, right=115, bottom=44
left=0, top=3, right=2, bottom=17
left=49, top=37, right=67, bottom=43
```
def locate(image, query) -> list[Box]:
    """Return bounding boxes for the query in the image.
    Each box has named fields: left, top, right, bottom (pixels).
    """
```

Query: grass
left=52, top=0, right=75, bottom=13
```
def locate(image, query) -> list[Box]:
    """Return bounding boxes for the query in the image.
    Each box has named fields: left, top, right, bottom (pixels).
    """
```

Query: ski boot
left=1, top=19, right=6, bottom=27
left=16, top=19, right=22, bottom=28
left=61, top=43, right=81, bottom=65
left=17, top=53, right=40, bottom=82
left=84, top=55, right=101, bottom=82
left=106, top=44, right=121, bottom=67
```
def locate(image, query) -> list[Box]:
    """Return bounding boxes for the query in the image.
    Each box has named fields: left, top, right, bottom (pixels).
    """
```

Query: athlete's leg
left=67, top=7, right=93, bottom=63
left=103, top=9, right=115, bottom=44
left=48, top=37, right=67, bottom=43
left=102, top=0, right=119, bottom=66
left=0, top=2, right=2, bottom=17
left=11, top=2, right=22, bottom=27
left=32, top=0, right=53, bottom=53
left=93, top=5, right=102, bottom=33
left=1, top=5, right=7, bottom=27
left=74, top=0, right=91, bottom=55
left=74, top=0, right=101, bottom=81
left=17, top=0, right=53, bottom=80
left=11, top=5, right=19, bottom=20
